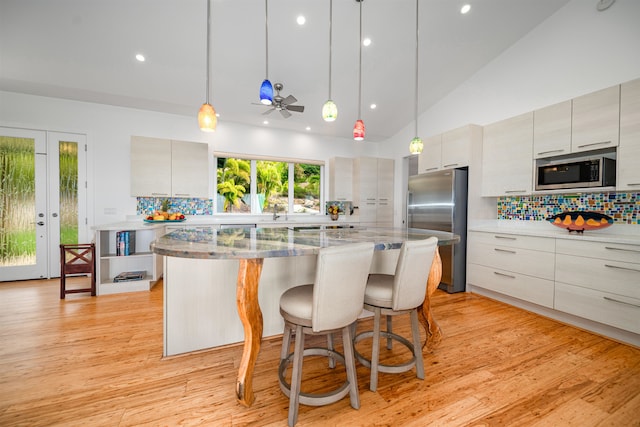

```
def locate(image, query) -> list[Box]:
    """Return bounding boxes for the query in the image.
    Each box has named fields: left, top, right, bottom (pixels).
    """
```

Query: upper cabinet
left=417, top=134, right=441, bottom=173
left=441, top=124, right=480, bottom=169
left=418, top=124, right=479, bottom=173
left=131, top=136, right=209, bottom=198
left=571, top=85, right=620, bottom=153
left=328, top=157, right=353, bottom=201
left=618, top=78, right=640, bottom=191
left=130, top=136, right=172, bottom=197
left=481, top=112, right=534, bottom=197
left=171, top=140, right=209, bottom=198
left=533, top=100, right=572, bottom=159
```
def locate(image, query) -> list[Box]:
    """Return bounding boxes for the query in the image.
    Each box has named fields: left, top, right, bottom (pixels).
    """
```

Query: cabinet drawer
left=555, top=282, right=640, bottom=334
left=468, top=241, right=555, bottom=280
left=469, top=231, right=555, bottom=252
left=468, top=264, right=554, bottom=308
left=556, top=239, right=640, bottom=264
left=555, top=253, right=640, bottom=299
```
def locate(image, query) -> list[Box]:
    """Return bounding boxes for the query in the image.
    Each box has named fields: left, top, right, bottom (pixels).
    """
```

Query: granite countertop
left=150, top=226, right=459, bottom=260
left=469, top=220, right=640, bottom=245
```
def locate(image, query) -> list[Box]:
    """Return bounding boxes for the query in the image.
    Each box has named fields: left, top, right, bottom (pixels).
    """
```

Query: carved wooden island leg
left=235, top=258, right=264, bottom=407
left=419, top=247, right=443, bottom=351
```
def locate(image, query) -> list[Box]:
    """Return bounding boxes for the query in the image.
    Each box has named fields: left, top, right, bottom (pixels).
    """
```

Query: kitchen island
left=151, top=226, right=459, bottom=406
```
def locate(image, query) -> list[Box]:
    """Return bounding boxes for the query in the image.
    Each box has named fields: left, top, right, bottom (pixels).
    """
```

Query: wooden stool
left=60, top=244, right=96, bottom=299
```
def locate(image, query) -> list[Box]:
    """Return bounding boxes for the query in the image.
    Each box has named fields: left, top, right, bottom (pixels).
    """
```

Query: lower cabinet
left=467, top=231, right=555, bottom=307
left=467, top=229, right=640, bottom=344
left=554, top=239, right=640, bottom=334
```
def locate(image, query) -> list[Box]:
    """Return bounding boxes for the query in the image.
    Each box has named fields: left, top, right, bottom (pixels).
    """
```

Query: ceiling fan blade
left=280, top=109, right=292, bottom=118
left=287, top=105, right=304, bottom=113
left=282, top=95, right=297, bottom=105
left=262, top=108, right=275, bottom=115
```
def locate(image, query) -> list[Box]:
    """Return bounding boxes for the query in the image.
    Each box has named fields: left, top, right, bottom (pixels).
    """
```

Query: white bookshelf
left=95, top=223, right=164, bottom=295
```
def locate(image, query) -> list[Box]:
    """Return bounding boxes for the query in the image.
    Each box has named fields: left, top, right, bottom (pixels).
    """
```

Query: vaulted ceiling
left=0, top=0, right=570, bottom=141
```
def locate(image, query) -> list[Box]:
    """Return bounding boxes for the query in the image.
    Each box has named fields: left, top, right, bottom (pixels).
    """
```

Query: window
left=215, top=155, right=323, bottom=215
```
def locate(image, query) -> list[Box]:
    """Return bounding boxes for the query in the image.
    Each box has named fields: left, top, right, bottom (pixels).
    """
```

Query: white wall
left=379, top=0, right=640, bottom=226
left=0, top=91, right=380, bottom=229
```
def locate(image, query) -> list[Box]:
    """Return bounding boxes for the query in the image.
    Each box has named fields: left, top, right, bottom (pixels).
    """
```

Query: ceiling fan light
left=409, top=136, right=423, bottom=154
left=198, top=103, right=217, bottom=132
left=322, top=100, right=338, bottom=122
left=260, top=79, right=273, bottom=105
left=353, top=119, right=365, bottom=141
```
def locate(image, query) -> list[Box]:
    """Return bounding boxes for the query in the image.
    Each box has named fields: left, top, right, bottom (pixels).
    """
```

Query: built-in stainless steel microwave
left=535, top=156, right=616, bottom=191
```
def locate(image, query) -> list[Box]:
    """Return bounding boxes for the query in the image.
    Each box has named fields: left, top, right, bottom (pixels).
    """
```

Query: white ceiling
left=0, top=0, right=570, bottom=142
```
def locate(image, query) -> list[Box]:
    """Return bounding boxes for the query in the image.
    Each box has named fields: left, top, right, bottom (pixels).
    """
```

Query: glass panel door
left=0, top=128, right=86, bottom=281
left=0, top=128, right=47, bottom=280
left=48, top=132, right=87, bottom=278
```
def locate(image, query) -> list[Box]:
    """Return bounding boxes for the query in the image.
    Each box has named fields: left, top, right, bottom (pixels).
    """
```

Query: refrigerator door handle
left=406, top=191, right=412, bottom=226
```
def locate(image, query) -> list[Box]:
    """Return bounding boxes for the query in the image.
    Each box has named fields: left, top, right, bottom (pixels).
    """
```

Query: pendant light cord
left=414, top=0, right=419, bottom=136
left=265, top=0, right=269, bottom=80
left=205, top=0, right=211, bottom=104
left=358, top=0, right=362, bottom=119
left=328, top=0, right=333, bottom=99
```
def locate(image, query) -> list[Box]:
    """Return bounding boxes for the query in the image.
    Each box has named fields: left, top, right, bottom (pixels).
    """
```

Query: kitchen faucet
left=273, top=204, right=280, bottom=220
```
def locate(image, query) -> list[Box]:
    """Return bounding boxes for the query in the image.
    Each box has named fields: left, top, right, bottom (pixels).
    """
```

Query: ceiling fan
left=259, top=83, right=305, bottom=118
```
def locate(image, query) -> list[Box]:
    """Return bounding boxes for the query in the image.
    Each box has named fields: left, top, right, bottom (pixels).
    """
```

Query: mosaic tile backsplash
left=138, top=192, right=639, bottom=225
left=137, top=197, right=213, bottom=216
left=497, top=192, right=639, bottom=224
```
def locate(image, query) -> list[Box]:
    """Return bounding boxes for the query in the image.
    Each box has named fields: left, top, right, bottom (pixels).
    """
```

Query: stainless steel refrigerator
left=407, top=168, right=468, bottom=293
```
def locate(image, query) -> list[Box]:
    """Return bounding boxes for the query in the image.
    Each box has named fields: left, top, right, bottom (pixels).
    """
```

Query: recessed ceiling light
left=297, top=15, right=306, bottom=25
left=263, top=120, right=269, bottom=125
left=370, top=103, right=377, bottom=109
left=460, top=4, right=471, bottom=14
left=135, top=53, right=145, bottom=62
left=363, top=38, right=372, bottom=47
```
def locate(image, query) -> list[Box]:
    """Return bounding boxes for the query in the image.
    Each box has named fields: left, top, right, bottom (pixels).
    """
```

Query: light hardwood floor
left=0, top=278, right=639, bottom=426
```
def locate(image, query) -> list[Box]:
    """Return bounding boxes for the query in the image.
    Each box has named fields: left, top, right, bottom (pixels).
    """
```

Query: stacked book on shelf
left=116, top=230, right=136, bottom=256
left=113, top=270, right=146, bottom=282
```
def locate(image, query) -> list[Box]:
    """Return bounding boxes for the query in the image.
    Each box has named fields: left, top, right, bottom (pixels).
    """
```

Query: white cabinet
left=328, top=157, right=353, bottom=201
left=571, top=85, right=620, bottom=153
left=467, top=231, right=555, bottom=308
left=376, top=158, right=394, bottom=226
left=418, top=124, right=479, bottom=173
left=618, top=78, right=640, bottom=191
left=481, top=112, right=534, bottom=197
left=468, top=228, right=640, bottom=345
left=130, top=136, right=172, bottom=197
left=533, top=100, right=572, bottom=159
left=554, top=239, right=640, bottom=334
left=353, top=157, right=394, bottom=227
left=95, top=225, right=164, bottom=295
left=170, top=140, right=209, bottom=198
left=417, top=134, right=441, bottom=174
left=130, top=136, right=209, bottom=198
left=441, top=124, right=478, bottom=169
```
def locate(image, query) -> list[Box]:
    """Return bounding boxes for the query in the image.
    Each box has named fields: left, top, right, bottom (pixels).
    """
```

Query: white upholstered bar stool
left=278, top=242, right=375, bottom=427
left=354, top=237, right=438, bottom=392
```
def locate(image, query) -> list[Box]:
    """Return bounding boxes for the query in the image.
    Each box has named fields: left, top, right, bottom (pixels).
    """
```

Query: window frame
left=214, top=152, right=324, bottom=216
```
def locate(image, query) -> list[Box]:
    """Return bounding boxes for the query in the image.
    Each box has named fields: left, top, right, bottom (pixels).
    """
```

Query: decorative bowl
left=547, top=211, right=613, bottom=233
